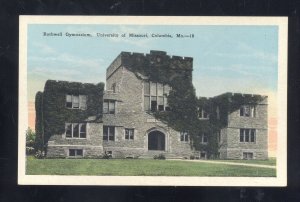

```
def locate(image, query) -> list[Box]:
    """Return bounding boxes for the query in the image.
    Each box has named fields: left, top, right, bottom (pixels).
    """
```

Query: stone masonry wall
left=225, top=98, right=268, bottom=159
left=103, top=64, right=193, bottom=158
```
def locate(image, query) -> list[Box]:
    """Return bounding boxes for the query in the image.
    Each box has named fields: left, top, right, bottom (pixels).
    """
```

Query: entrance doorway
left=148, top=131, right=165, bottom=151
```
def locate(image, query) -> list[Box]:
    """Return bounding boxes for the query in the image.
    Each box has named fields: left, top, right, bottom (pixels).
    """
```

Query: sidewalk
left=168, top=159, right=276, bottom=169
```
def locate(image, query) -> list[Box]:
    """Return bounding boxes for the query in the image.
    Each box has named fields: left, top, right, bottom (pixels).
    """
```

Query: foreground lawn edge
left=26, top=157, right=276, bottom=177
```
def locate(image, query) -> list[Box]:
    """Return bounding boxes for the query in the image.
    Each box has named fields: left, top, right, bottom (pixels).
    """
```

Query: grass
left=214, top=157, right=276, bottom=166
left=26, top=157, right=276, bottom=177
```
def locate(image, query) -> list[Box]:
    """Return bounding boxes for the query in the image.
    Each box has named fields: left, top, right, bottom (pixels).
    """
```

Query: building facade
left=36, top=50, right=268, bottom=160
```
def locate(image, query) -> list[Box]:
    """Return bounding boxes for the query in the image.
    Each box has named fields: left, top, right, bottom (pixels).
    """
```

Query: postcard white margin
left=18, top=16, right=287, bottom=186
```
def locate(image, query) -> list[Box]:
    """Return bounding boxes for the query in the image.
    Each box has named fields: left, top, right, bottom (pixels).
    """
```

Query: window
left=125, top=128, right=134, bottom=140
left=111, top=83, right=116, bottom=93
left=103, top=100, right=115, bottom=114
left=243, top=152, right=253, bottom=160
left=180, top=131, right=189, bottom=142
left=66, top=95, right=87, bottom=109
left=144, top=82, right=170, bottom=112
left=200, top=152, right=207, bottom=159
left=201, top=133, right=208, bottom=143
left=65, top=123, right=87, bottom=138
left=240, top=129, right=256, bottom=143
left=69, top=149, right=83, bottom=157
left=240, top=105, right=256, bottom=117
left=198, top=108, right=209, bottom=119
left=103, top=126, right=115, bottom=141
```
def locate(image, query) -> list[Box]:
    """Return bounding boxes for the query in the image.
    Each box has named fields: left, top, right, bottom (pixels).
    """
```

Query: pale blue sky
left=27, top=24, right=278, bottom=102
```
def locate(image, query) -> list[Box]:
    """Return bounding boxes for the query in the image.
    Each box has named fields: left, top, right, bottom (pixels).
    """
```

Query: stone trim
left=48, top=144, right=103, bottom=148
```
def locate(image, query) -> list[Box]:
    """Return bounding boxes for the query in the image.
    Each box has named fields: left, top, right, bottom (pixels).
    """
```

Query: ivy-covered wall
left=36, top=80, right=104, bottom=148
left=35, top=91, right=44, bottom=150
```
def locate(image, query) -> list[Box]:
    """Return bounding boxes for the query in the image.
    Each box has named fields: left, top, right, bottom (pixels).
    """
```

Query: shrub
left=102, top=152, right=112, bottom=159
left=190, top=155, right=195, bottom=160
left=35, top=150, right=45, bottom=159
left=26, top=146, right=35, bottom=155
left=153, top=153, right=166, bottom=160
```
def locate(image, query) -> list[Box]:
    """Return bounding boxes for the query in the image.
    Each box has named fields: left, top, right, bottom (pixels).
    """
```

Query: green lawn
left=214, top=158, right=276, bottom=166
left=26, top=157, right=276, bottom=177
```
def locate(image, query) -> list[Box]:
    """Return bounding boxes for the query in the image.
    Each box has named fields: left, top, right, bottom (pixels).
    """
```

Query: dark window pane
left=125, top=129, right=129, bottom=139
left=180, top=133, right=184, bottom=141
left=73, top=124, right=79, bottom=137
left=66, top=124, right=72, bottom=138
left=240, top=107, right=244, bottom=116
left=80, top=124, right=86, bottom=132
left=245, top=129, right=250, bottom=142
left=103, top=126, right=108, bottom=140
left=244, top=106, right=250, bottom=117
left=240, top=129, right=244, bottom=142
left=76, top=149, right=83, bottom=156
left=69, top=149, right=75, bottom=156
left=109, top=126, right=115, bottom=141
left=250, top=130, right=255, bottom=142
left=151, top=101, right=157, bottom=112
left=109, top=101, right=115, bottom=114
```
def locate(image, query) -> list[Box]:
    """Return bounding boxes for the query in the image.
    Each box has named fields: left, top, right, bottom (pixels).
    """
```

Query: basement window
left=243, top=152, right=253, bottom=160
left=69, top=149, right=83, bottom=157
left=200, top=152, right=207, bottom=159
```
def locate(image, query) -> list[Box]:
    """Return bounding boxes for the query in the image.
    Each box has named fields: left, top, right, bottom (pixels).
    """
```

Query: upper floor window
left=125, top=128, right=134, bottom=140
left=198, top=108, right=209, bottom=119
left=65, top=123, right=86, bottom=138
left=240, top=129, right=256, bottom=143
left=111, top=83, right=116, bottom=93
left=66, top=94, right=87, bottom=109
left=180, top=131, right=189, bottom=142
left=103, top=100, right=115, bottom=114
left=201, top=133, right=208, bottom=144
left=144, top=82, right=171, bottom=112
left=240, top=105, right=256, bottom=117
left=103, top=126, right=115, bottom=141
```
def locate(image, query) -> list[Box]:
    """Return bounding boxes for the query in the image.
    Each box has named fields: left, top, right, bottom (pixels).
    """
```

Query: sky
left=27, top=24, right=278, bottom=156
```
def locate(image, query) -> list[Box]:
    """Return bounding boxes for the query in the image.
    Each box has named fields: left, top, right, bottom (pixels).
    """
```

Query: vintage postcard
left=19, top=16, right=287, bottom=186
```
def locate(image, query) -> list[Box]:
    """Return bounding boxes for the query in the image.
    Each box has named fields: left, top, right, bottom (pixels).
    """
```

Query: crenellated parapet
left=106, top=50, right=193, bottom=79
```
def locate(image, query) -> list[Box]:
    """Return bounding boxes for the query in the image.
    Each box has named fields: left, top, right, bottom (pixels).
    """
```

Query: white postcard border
left=18, top=16, right=288, bottom=186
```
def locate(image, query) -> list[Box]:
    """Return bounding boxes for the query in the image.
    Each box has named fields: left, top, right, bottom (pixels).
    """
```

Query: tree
left=26, top=127, right=36, bottom=155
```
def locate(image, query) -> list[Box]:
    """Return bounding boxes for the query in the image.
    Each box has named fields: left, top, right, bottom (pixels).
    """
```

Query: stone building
left=36, top=50, right=268, bottom=160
